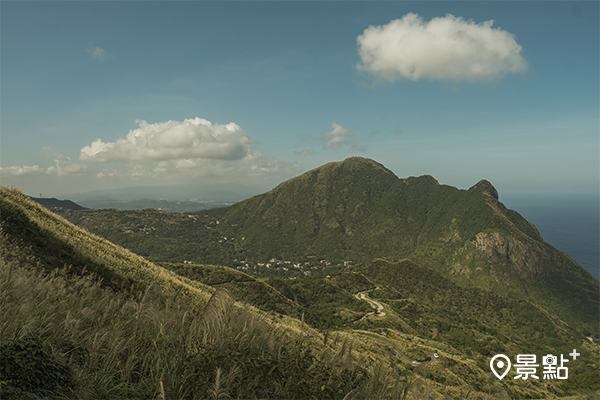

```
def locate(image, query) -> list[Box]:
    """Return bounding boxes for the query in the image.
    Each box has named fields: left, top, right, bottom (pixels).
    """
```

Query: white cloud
left=0, top=149, right=87, bottom=177
left=2, top=118, right=299, bottom=192
left=80, top=118, right=258, bottom=163
left=323, top=123, right=354, bottom=150
left=87, top=45, right=108, bottom=60
left=320, top=123, right=367, bottom=152
left=76, top=117, right=300, bottom=180
left=356, top=13, right=528, bottom=83
left=0, top=165, right=44, bottom=177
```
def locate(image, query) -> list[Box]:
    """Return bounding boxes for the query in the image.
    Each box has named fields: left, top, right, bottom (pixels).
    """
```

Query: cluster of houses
left=121, top=226, right=156, bottom=235
left=234, top=257, right=356, bottom=279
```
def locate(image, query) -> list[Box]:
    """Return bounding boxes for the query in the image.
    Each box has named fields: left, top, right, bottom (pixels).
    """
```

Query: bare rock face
left=473, top=232, right=547, bottom=280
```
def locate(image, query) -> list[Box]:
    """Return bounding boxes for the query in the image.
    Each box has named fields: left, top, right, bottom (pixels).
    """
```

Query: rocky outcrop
left=473, top=232, right=547, bottom=280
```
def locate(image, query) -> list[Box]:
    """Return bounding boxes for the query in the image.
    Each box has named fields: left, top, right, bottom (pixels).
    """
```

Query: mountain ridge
left=54, top=157, right=599, bottom=335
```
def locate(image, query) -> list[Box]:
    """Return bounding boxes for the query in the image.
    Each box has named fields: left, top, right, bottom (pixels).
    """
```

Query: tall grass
left=1, top=227, right=374, bottom=398
left=1, top=229, right=451, bottom=399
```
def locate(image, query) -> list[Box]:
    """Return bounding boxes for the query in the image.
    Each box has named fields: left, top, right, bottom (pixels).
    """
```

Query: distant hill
left=64, top=182, right=267, bottom=204
left=57, top=157, right=599, bottom=336
left=31, top=197, right=87, bottom=211
left=74, top=198, right=236, bottom=212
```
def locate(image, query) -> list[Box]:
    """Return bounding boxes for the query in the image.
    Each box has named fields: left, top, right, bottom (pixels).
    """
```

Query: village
left=233, top=257, right=356, bottom=280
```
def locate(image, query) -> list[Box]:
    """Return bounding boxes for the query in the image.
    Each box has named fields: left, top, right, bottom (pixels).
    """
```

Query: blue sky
left=1, top=1, right=598, bottom=199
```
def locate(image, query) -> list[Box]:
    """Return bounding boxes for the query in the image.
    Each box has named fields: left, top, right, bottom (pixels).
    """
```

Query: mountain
left=31, top=197, right=87, bottom=211
left=218, top=157, right=598, bottom=334
left=2, top=185, right=599, bottom=398
left=57, top=157, right=599, bottom=336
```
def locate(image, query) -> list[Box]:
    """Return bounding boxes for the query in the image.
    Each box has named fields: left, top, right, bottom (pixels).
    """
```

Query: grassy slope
left=155, top=261, right=304, bottom=318
left=1, top=240, right=371, bottom=399
left=1, top=187, right=217, bottom=300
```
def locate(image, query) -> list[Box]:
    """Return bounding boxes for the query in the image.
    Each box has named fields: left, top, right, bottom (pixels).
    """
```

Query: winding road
left=355, top=288, right=386, bottom=317
left=353, top=290, right=438, bottom=366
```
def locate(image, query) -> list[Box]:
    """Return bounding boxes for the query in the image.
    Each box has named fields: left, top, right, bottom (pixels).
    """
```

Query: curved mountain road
left=353, top=290, right=438, bottom=367
left=354, top=288, right=386, bottom=317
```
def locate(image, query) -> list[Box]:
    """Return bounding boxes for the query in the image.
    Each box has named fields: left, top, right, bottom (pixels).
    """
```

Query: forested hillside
left=58, top=157, right=599, bottom=336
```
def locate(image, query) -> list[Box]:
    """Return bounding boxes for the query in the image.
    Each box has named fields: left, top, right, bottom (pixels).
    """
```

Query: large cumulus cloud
left=356, top=13, right=528, bottom=83
left=80, top=118, right=257, bottom=163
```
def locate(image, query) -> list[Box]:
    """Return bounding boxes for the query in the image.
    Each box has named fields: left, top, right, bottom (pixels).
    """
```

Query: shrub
left=0, top=338, right=73, bottom=396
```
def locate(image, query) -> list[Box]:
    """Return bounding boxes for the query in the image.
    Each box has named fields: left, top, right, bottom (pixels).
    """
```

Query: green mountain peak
left=469, top=179, right=499, bottom=200
left=51, top=159, right=599, bottom=335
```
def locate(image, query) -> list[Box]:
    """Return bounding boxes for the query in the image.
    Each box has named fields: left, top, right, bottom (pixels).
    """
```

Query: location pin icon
left=490, top=354, right=511, bottom=380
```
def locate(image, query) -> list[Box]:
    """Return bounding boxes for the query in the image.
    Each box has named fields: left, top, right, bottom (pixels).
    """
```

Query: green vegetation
left=156, top=261, right=303, bottom=317
left=0, top=239, right=368, bottom=399
left=1, top=188, right=213, bottom=300
left=1, top=338, right=74, bottom=396
left=140, top=259, right=600, bottom=398
left=3, top=150, right=600, bottom=400
left=57, top=157, right=599, bottom=336
left=156, top=262, right=374, bottom=329
left=362, top=259, right=582, bottom=357
left=268, top=274, right=372, bottom=329
left=0, top=187, right=466, bottom=399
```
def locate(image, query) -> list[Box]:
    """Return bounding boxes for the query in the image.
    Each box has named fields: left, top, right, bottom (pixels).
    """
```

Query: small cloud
left=394, top=125, right=402, bottom=135
left=1, top=148, right=87, bottom=177
left=369, top=129, right=380, bottom=137
left=356, top=13, right=528, bottom=83
left=295, top=148, right=316, bottom=156
left=321, top=123, right=366, bottom=152
left=0, top=165, right=44, bottom=177
left=87, top=45, right=108, bottom=60
left=323, top=123, right=353, bottom=150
